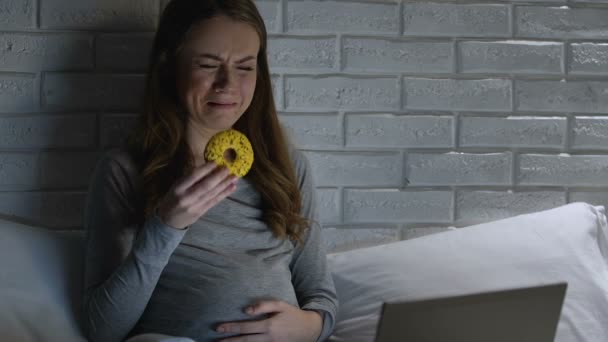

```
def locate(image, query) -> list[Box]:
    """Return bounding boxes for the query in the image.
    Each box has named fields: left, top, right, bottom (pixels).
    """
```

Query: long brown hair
left=126, top=0, right=310, bottom=244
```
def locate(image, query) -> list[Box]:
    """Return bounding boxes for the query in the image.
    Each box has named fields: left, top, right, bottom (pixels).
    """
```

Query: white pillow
left=0, top=218, right=87, bottom=342
left=327, top=202, right=608, bottom=342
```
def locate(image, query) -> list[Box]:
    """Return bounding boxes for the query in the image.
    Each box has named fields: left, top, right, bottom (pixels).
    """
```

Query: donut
left=204, top=128, right=254, bottom=177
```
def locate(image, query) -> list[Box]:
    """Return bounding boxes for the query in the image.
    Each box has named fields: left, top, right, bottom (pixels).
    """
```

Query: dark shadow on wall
left=0, top=9, right=158, bottom=231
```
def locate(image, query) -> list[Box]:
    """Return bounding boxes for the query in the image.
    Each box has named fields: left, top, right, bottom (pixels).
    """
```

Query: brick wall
left=0, top=0, right=607, bottom=252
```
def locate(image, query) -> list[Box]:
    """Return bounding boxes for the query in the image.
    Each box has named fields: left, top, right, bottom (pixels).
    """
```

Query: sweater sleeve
left=81, top=151, right=188, bottom=342
left=288, top=149, right=339, bottom=342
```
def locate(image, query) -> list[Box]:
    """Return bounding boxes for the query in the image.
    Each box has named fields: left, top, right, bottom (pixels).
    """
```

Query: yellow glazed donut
left=204, top=129, right=254, bottom=177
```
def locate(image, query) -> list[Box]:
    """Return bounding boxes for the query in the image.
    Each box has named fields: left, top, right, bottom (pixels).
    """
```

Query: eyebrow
left=195, top=53, right=257, bottom=63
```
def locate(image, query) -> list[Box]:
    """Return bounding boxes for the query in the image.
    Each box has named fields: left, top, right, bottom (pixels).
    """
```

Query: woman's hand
left=216, top=300, right=323, bottom=342
left=156, top=162, right=239, bottom=229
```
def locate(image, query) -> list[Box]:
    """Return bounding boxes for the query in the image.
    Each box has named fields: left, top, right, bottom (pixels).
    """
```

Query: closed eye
left=198, top=65, right=254, bottom=71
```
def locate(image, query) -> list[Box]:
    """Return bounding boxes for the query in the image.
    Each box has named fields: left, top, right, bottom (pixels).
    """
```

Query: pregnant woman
left=80, top=0, right=338, bottom=341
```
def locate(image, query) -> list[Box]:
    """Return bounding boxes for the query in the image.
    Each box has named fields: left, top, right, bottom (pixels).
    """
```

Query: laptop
left=375, top=282, right=567, bottom=342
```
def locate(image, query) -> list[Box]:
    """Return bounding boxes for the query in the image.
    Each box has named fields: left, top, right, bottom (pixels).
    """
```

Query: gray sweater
left=81, top=146, right=338, bottom=342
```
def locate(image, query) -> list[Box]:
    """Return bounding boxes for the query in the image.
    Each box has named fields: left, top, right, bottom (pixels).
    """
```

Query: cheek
left=241, top=75, right=257, bottom=99
left=181, top=75, right=213, bottom=102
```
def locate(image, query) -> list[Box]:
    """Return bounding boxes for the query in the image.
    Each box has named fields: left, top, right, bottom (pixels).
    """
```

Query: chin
left=206, top=118, right=239, bottom=132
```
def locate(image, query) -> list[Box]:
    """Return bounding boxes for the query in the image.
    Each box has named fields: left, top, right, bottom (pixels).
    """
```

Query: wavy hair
left=126, top=0, right=309, bottom=245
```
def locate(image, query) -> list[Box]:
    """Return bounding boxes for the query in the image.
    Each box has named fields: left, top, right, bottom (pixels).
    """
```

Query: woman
left=81, top=0, right=338, bottom=341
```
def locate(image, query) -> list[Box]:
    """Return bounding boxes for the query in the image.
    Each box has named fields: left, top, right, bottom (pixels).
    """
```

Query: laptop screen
left=375, top=282, right=567, bottom=342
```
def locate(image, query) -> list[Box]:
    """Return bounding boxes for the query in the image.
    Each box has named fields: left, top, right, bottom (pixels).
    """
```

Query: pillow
left=0, top=218, right=210, bottom=342
left=0, top=217, right=87, bottom=341
left=327, top=202, right=608, bottom=342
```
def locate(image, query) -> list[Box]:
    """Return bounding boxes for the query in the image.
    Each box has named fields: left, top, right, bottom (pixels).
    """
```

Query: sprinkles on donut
left=203, top=128, right=254, bottom=177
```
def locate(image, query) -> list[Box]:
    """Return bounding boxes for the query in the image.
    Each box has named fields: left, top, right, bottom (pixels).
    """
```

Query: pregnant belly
left=131, top=252, right=299, bottom=341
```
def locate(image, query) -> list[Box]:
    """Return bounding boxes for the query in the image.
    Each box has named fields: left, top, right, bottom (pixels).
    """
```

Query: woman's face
left=176, top=15, right=260, bottom=131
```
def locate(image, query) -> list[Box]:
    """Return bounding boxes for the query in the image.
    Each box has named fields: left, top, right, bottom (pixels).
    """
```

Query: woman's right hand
left=156, top=162, right=238, bottom=229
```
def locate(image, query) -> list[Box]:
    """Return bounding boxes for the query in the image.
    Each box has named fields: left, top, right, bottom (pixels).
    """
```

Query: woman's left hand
left=216, top=300, right=323, bottom=342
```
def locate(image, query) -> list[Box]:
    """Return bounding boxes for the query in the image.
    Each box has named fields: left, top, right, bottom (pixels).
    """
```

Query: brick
left=271, top=74, right=281, bottom=109
left=515, top=80, right=608, bottom=114
left=43, top=73, right=145, bottom=111
left=100, top=114, right=138, bottom=148
left=305, top=151, right=403, bottom=187
left=572, top=117, right=608, bottom=150
left=569, top=192, right=608, bottom=212
left=267, top=36, right=335, bottom=70
left=402, top=226, right=455, bottom=240
left=404, top=78, right=511, bottom=112
left=456, top=190, right=566, bottom=224
left=316, top=188, right=340, bottom=225
left=516, top=6, right=608, bottom=39
left=403, top=3, right=509, bottom=37
left=255, top=0, right=280, bottom=33
left=344, top=189, right=452, bottom=223
left=0, top=74, right=35, bottom=113
left=518, top=154, right=608, bottom=186
left=0, top=191, right=86, bottom=228
left=0, top=151, right=99, bottom=191
left=345, top=114, right=453, bottom=148
left=286, top=76, right=399, bottom=111
left=0, top=0, right=34, bottom=30
left=287, top=1, right=398, bottom=34
left=343, top=37, right=452, bottom=73
left=459, top=40, right=562, bottom=74
left=569, top=43, right=608, bottom=75
left=0, top=33, right=92, bottom=72
left=96, top=33, right=153, bottom=71
left=323, top=227, right=400, bottom=253
left=40, top=0, right=158, bottom=31
left=278, top=113, right=341, bottom=149
left=460, top=116, right=566, bottom=148
left=406, top=152, right=512, bottom=186
left=0, top=114, right=96, bottom=149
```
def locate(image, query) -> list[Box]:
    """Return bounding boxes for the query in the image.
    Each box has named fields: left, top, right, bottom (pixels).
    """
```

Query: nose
left=213, top=66, right=237, bottom=93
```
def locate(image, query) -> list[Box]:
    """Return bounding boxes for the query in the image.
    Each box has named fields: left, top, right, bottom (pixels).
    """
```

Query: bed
left=1, top=202, right=607, bottom=341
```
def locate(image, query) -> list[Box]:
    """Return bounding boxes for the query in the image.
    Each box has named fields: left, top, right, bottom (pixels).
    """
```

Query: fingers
left=195, top=180, right=237, bottom=213
left=194, top=166, right=232, bottom=193
left=216, top=301, right=294, bottom=342
left=178, top=166, right=231, bottom=206
left=247, top=300, right=287, bottom=315
left=195, top=171, right=237, bottom=202
left=217, top=334, right=267, bottom=342
left=175, top=161, right=218, bottom=194
left=217, top=319, right=270, bottom=335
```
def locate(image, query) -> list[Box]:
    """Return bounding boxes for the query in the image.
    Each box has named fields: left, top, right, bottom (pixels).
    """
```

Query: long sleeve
left=81, top=151, right=188, bottom=342
left=289, top=149, right=339, bottom=342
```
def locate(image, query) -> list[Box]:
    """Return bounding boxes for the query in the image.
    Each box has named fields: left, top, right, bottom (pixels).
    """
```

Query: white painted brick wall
left=343, top=37, right=453, bottom=73
left=285, top=76, right=399, bottom=110
left=43, top=73, right=145, bottom=110
left=0, top=0, right=607, bottom=253
left=403, top=4, right=509, bottom=37
left=345, top=114, right=453, bottom=148
left=0, top=0, right=35, bottom=30
left=570, top=43, right=608, bottom=75
left=40, top=0, right=158, bottom=31
left=459, top=41, right=563, bottom=74
left=96, top=33, right=153, bottom=71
